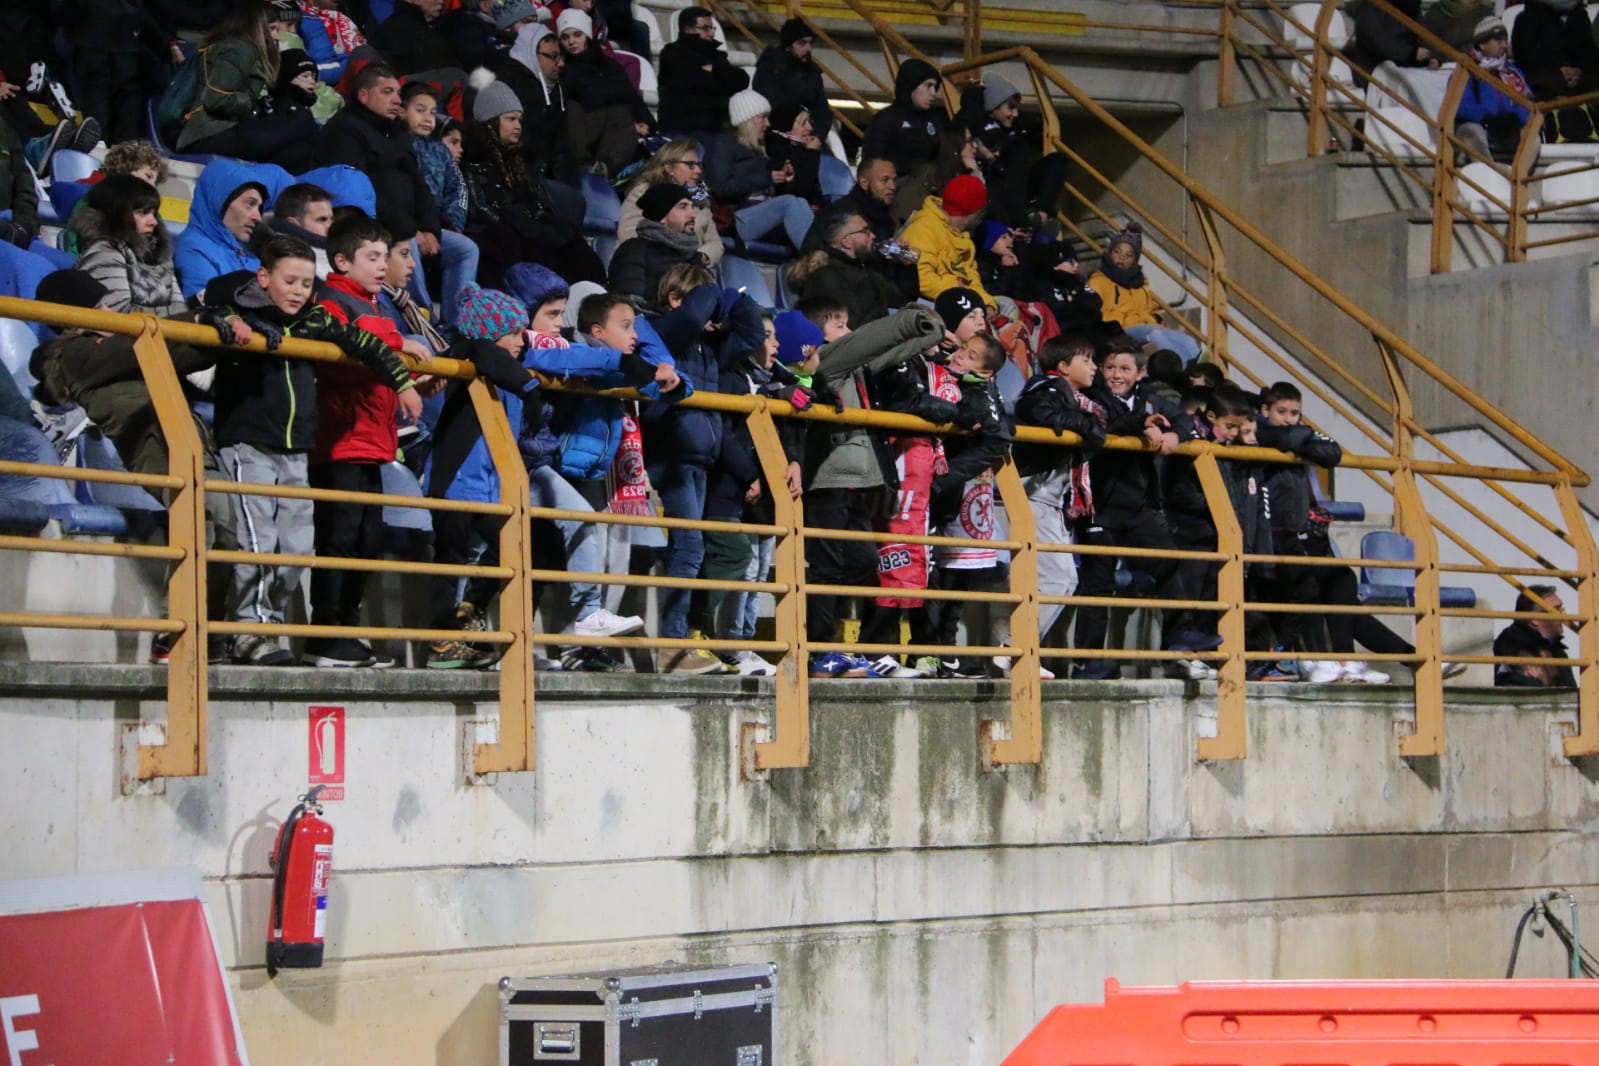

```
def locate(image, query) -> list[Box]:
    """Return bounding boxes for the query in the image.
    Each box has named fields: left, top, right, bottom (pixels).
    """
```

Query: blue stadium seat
left=581, top=172, right=622, bottom=236
left=592, top=234, right=619, bottom=273
left=0, top=318, right=39, bottom=398
left=772, top=259, right=795, bottom=309
left=0, top=416, right=128, bottom=536
left=718, top=255, right=773, bottom=310
left=75, top=427, right=165, bottom=540
left=1357, top=530, right=1475, bottom=609
left=144, top=98, right=219, bottom=166
left=379, top=461, right=433, bottom=560
left=47, top=180, right=91, bottom=222
left=721, top=235, right=790, bottom=262
left=49, top=149, right=98, bottom=184
left=818, top=154, right=854, bottom=202
left=1310, top=475, right=1365, bottom=521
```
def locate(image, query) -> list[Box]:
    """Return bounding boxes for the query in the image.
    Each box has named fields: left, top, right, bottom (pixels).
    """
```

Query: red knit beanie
left=941, top=175, right=987, bottom=218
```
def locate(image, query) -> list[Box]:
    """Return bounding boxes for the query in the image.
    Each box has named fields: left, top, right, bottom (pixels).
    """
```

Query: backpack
left=154, top=48, right=207, bottom=145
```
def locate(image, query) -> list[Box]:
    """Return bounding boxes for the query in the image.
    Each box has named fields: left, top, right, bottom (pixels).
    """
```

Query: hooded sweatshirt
left=174, top=158, right=292, bottom=301
left=861, top=59, right=946, bottom=178
left=492, top=23, right=574, bottom=179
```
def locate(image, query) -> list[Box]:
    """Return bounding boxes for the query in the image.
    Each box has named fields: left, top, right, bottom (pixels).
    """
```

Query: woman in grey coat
left=70, top=175, right=187, bottom=318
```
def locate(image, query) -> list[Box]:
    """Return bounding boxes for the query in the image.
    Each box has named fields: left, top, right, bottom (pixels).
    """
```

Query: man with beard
left=607, top=183, right=706, bottom=306
left=787, top=211, right=903, bottom=328
left=753, top=17, right=832, bottom=144
left=804, top=155, right=918, bottom=303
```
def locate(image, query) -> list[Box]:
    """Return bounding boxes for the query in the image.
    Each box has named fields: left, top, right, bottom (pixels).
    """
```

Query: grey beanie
left=983, top=73, right=1022, bottom=114
left=496, top=0, right=540, bottom=30
left=473, top=73, right=523, bottom=123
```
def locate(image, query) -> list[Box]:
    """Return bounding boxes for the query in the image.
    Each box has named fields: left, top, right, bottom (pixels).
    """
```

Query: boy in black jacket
left=1076, top=342, right=1222, bottom=680
left=1013, top=334, right=1103, bottom=674
left=211, top=235, right=421, bottom=666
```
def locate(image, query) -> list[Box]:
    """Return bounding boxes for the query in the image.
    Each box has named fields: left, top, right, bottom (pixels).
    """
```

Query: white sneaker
left=993, top=655, right=1055, bottom=680
left=733, top=650, right=776, bottom=676
left=1164, top=658, right=1216, bottom=681
left=1304, top=660, right=1343, bottom=684
left=573, top=608, right=645, bottom=638
left=1341, top=661, right=1391, bottom=684
left=869, top=654, right=927, bottom=678
left=1441, top=661, right=1468, bottom=680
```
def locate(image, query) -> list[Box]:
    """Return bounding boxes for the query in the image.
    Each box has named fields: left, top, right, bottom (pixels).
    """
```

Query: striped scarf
left=1066, top=390, right=1106, bottom=520
left=382, top=284, right=448, bottom=354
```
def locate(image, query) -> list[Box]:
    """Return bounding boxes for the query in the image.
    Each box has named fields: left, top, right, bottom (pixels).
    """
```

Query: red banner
left=0, top=873, right=245, bottom=1065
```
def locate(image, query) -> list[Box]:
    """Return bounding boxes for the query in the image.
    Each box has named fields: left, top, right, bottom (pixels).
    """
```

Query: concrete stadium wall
left=3, top=666, right=1596, bottom=1064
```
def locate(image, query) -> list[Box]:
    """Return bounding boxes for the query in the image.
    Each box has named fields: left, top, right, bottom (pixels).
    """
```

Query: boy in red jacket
left=308, top=214, right=433, bottom=667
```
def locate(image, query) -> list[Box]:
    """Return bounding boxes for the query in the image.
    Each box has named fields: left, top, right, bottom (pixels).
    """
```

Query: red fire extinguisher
left=266, top=785, right=333, bottom=977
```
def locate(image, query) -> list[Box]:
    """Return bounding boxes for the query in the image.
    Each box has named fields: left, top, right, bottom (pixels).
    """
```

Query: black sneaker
left=936, top=658, right=988, bottom=679
left=560, top=646, right=624, bottom=672
left=355, top=640, right=396, bottom=669
left=302, top=637, right=376, bottom=668
left=150, top=632, right=232, bottom=664
left=68, top=117, right=100, bottom=154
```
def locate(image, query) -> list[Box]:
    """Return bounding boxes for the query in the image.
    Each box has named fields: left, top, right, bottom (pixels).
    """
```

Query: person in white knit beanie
left=704, top=87, right=816, bottom=249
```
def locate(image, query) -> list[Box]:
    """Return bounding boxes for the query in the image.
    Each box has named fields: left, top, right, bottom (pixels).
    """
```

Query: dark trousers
left=1265, top=533, right=1323, bottom=652
left=1073, top=516, right=1191, bottom=651
left=309, top=462, right=384, bottom=627
left=803, top=486, right=884, bottom=644
left=186, top=112, right=319, bottom=171
left=430, top=509, right=508, bottom=622
left=1298, top=532, right=1415, bottom=656
left=688, top=521, right=754, bottom=637
left=69, top=48, right=142, bottom=143
left=1166, top=514, right=1217, bottom=637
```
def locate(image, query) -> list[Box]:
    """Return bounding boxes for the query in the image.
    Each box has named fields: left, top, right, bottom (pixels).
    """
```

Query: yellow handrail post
left=1377, top=340, right=1444, bottom=757
left=747, top=404, right=811, bottom=770
left=1306, top=0, right=1339, bottom=156
left=1508, top=111, right=1544, bottom=263
left=1218, top=0, right=1238, bottom=108
left=132, top=318, right=208, bottom=780
left=1430, top=64, right=1471, bottom=274
left=1193, top=450, right=1247, bottom=761
left=1193, top=198, right=1232, bottom=368
left=963, top=0, right=980, bottom=60
left=1554, top=477, right=1599, bottom=758
left=466, top=379, right=537, bottom=775
left=1024, top=61, right=1061, bottom=149
left=983, top=457, right=1043, bottom=768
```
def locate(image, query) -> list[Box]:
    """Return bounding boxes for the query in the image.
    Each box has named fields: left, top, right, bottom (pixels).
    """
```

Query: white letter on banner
left=0, top=994, right=44, bottom=1066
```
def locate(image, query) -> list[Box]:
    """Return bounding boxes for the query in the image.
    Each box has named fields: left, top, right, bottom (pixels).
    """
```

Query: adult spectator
left=1512, top=0, right=1599, bottom=137
left=806, top=155, right=917, bottom=302
left=55, top=0, right=143, bottom=144
left=894, top=126, right=983, bottom=223
left=899, top=173, right=995, bottom=305
left=705, top=89, right=815, bottom=250
left=608, top=183, right=705, bottom=305
left=753, top=17, right=832, bottom=144
left=301, top=0, right=369, bottom=84
left=1493, top=585, right=1576, bottom=687
left=764, top=103, right=822, bottom=206
left=1457, top=16, right=1531, bottom=163
left=460, top=74, right=604, bottom=286
left=176, top=3, right=319, bottom=170
left=1421, top=0, right=1493, bottom=53
left=558, top=9, right=654, bottom=176
left=174, top=159, right=287, bottom=300
left=0, top=121, right=40, bottom=254
left=657, top=6, right=748, bottom=136
left=70, top=175, right=186, bottom=317
left=492, top=23, right=574, bottom=181
left=438, top=0, right=530, bottom=72
left=787, top=211, right=901, bottom=328
left=318, top=62, right=478, bottom=318
left=370, top=0, right=463, bottom=75
left=1349, top=0, right=1439, bottom=80
left=861, top=58, right=945, bottom=180
left=619, top=140, right=723, bottom=266
left=262, top=182, right=336, bottom=274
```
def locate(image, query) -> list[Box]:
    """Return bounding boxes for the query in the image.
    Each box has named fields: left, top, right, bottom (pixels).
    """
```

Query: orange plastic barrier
left=1002, top=978, right=1599, bottom=1066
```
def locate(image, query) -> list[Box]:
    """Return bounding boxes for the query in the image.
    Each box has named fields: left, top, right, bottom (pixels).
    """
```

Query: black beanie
left=780, top=17, right=812, bottom=48
left=638, top=182, right=690, bottom=223
left=934, top=287, right=984, bottom=332
left=277, top=49, right=318, bottom=95
left=36, top=270, right=110, bottom=310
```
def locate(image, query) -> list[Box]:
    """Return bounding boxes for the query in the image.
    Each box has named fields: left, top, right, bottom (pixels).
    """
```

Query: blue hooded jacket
left=640, top=285, right=764, bottom=470
left=550, top=316, right=684, bottom=482
left=174, top=159, right=291, bottom=300
left=296, top=165, right=378, bottom=217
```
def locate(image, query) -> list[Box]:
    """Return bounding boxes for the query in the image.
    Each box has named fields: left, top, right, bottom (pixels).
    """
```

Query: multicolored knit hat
left=452, top=282, right=529, bottom=341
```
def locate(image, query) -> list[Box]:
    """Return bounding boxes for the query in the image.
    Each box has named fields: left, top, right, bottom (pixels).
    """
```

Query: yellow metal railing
left=825, top=1, right=1599, bottom=758
left=1219, top=0, right=1599, bottom=272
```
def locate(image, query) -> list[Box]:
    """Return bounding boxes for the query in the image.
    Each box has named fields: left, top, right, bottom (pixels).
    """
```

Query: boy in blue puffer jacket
left=506, top=263, right=680, bottom=670
left=641, top=279, right=766, bottom=672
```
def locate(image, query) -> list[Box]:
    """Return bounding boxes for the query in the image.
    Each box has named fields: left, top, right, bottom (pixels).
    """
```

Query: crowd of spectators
left=0, top=0, right=1562, bottom=682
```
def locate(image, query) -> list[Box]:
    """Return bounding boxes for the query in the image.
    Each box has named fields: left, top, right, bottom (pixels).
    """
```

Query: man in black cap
left=753, top=17, right=832, bottom=144
left=607, top=183, right=706, bottom=305
left=657, top=6, right=748, bottom=137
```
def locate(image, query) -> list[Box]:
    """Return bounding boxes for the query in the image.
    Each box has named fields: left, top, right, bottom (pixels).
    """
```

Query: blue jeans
left=734, top=195, right=814, bottom=250
left=1125, top=323, right=1203, bottom=364
left=731, top=534, right=773, bottom=639
left=528, top=465, right=602, bottom=619
left=409, top=231, right=480, bottom=324
left=645, top=461, right=708, bottom=638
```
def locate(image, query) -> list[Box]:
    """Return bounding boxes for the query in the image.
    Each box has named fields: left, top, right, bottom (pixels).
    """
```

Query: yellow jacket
left=900, top=195, right=996, bottom=307
left=1087, top=271, right=1161, bottom=329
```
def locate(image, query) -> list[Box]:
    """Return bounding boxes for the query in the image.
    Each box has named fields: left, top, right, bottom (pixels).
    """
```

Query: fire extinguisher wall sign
left=308, top=705, right=345, bottom=801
